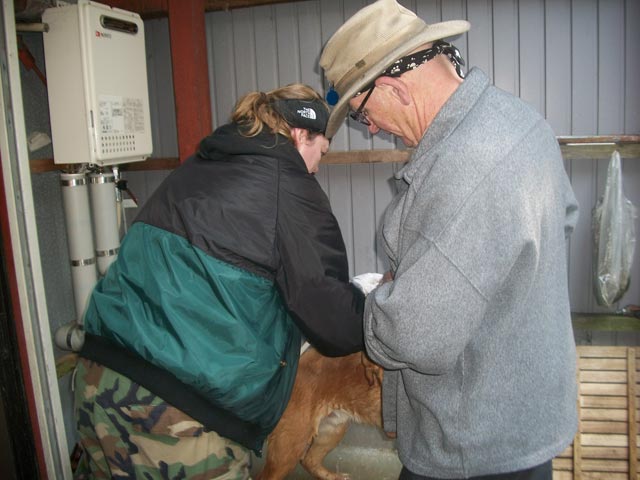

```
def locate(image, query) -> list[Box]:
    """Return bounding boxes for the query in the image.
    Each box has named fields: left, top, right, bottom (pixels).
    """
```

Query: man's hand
left=380, top=270, right=394, bottom=285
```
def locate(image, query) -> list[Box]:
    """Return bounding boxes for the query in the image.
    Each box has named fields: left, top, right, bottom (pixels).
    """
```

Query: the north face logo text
left=297, top=108, right=317, bottom=120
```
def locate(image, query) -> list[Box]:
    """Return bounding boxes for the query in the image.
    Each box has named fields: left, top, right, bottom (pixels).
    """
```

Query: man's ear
left=375, top=76, right=412, bottom=106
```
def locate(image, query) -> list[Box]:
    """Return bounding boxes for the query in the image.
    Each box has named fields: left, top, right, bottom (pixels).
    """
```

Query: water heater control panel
left=43, top=0, right=153, bottom=166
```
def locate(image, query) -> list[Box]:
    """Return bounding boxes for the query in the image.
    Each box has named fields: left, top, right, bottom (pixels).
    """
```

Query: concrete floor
left=250, top=424, right=402, bottom=479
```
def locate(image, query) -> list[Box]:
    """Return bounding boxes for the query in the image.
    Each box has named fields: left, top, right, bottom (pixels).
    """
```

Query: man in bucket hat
left=320, top=1, right=579, bottom=479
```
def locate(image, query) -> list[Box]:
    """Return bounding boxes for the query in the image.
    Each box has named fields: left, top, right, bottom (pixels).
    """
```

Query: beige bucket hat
left=319, top=0, right=470, bottom=138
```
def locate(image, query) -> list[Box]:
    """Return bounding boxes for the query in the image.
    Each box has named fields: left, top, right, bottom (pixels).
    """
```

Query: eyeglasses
left=349, top=86, right=375, bottom=126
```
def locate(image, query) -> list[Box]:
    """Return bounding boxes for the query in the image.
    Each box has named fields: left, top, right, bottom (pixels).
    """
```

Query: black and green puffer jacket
left=80, top=123, right=365, bottom=453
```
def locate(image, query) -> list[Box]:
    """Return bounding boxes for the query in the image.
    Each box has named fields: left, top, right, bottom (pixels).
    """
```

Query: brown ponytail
left=231, top=84, right=326, bottom=141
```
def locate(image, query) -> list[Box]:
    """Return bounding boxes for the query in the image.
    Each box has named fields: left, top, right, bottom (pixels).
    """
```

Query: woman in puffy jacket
left=74, top=84, right=364, bottom=479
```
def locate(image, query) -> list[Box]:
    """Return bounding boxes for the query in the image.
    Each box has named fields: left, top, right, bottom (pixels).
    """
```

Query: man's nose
left=368, top=122, right=380, bottom=134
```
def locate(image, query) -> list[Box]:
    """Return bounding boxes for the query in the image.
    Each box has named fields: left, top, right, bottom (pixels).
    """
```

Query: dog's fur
left=256, top=348, right=384, bottom=480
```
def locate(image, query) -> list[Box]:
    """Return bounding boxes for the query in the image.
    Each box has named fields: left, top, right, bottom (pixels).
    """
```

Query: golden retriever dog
left=256, top=347, right=384, bottom=480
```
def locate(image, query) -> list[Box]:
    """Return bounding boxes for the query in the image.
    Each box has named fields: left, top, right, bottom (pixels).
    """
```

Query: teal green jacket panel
left=84, top=222, right=301, bottom=431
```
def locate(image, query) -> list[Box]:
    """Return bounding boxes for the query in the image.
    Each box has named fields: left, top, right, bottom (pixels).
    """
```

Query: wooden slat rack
left=553, top=346, right=639, bottom=480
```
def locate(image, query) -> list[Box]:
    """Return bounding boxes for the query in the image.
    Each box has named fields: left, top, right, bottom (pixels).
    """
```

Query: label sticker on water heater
left=99, top=95, right=146, bottom=134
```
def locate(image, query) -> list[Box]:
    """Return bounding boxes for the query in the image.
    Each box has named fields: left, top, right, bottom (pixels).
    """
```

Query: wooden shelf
left=29, top=135, right=640, bottom=173
left=572, top=313, right=640, bottom=332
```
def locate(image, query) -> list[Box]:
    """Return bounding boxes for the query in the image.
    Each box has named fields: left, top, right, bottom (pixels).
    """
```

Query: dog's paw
left=326, top=474, right=350, bottom=480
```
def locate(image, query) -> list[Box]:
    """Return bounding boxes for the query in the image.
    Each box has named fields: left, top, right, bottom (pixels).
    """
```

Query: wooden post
left=574, top=349, right=582, bottom=480
left=628, top=348, right=637, bottom=480
left=167, top=0, right=212, bottom=161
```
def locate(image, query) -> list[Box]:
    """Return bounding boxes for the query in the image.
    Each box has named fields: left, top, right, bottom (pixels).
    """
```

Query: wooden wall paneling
left=297, top=1, right=323, bottom=93
left=544, top=0, right=571, bottom=135
left=441, top=0, right=467, bottom=72
left=275, top=3, right=301, bottom=86
left=337, top=0, right=369, bottom=283
left=518, top=0, right=545, bottom=115
left=597, top=0, right=625, bottom=135
left=567, top=0, right=598, bottom=345
left=492, top=0, right=518, bottom=96
left=371, top=129, right=396, bottom=151
left=626, top=0, right=640, bottom=133
left=341, top=0, right=369, bottom=152
left=571, top=0, right=598, bottom=137
left=349, top=124, right=373, bottom=151
left=319, top=0, right=349, bottom=151
left=327, top=164, right=355, bottom=275
left=317, top=0, right=353, bottom=274
left=342, top=0, right=365, bottom=24
left=145, top=18, right=178, bottom=157
left=415, top=0, right=441, bottom=23
left=207, top=10, right=236, bottom=129
left=466, top=0, right=493, bottom=83
left=351, top=163, right=377, bottom=275
left=566, top=156, right=597, bottom=313
left=141, top=0, right=638, bottom=329
left=253, top=5, right=279, bottom=92
left=231, top=7, right=258, bottom=99
left=373, top=162, right=397, bottom=273
left=315, top=165, right=329, bottom=193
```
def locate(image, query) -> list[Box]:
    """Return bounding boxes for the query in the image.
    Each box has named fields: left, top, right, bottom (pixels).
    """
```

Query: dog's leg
left=301, top=411, right=352, bottom=480
left=256, top=419, right=317, bottom=480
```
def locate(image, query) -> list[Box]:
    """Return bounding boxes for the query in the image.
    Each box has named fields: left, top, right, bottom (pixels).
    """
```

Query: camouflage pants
left=73, top=358, right=251, bottom=479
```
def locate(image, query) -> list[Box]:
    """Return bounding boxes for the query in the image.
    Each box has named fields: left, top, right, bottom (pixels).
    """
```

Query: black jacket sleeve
left=275, top=171, right=365, bottom=356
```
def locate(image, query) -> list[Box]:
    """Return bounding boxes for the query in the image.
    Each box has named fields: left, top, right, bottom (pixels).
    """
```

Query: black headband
left=356, top=40, right=466, bottom=95
left=272, top=99, right=329, bottom=134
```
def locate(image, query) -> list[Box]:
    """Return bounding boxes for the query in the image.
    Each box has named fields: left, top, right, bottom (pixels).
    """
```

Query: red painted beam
left=98, top=0, right=169, bottom=18
left=168, top=0, right=213, bottom=161
left=0, top=159, right=46, bottom=478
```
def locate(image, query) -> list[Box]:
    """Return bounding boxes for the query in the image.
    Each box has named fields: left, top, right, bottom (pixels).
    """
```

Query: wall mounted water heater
left=43, top=0, right=152, bottom=166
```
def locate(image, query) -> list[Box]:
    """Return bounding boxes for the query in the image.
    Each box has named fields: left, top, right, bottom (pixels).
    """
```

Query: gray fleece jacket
left=364, top=68, right=579, bottom=478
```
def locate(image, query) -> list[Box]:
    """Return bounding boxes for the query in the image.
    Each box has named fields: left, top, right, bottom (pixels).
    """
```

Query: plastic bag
left=592, top=150, right=638, bottom=306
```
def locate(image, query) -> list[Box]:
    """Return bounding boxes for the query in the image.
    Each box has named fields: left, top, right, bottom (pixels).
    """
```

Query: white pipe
left=89, top=171, right=120, bottom=276
left=53, top=322, right=85, bottom=352
left=15, top=22, right=49, bottom=33
left=60, top=172, right=97, bottom=325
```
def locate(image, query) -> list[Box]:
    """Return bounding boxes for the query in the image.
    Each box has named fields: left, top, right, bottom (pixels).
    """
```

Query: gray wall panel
left=145, top=18, right=178, bottom=158
left=298, top=1, right=324, bottom=91
left=327, top=164, right=355, bottom=274
left=275, top=3, right=301, bottom=85
left=598, top=0, right=626, bottom=135
left=545, top=0, right=572, bottom=134
left=571, top=0, right=598, bottom=136
left=518, top=0, right=545, bottom=115
left=136, top=0, right=640, bottom=345
left=351, top=164, right=377, bottom=274
left=254, top=6, right=280, bottom=92
left=207, top=11, right=237, bottom=127
left=232, top=8, right=259, bottom=97
left=627, top=0, right=640, bottom=132
left=493, top=0, right=518, bottom=95
left=466, top=0, right=493, bottom=81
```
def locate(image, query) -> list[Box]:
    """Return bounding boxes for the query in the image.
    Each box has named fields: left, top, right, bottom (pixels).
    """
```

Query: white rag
left=351, top=272, right=384, bottom=296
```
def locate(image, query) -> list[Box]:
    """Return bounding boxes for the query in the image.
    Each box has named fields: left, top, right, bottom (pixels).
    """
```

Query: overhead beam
left=204, top=0, right=300, bottom=11
left=96, top=0, right=303, bottom=18
left=167, top=0, right=212, bottom=161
